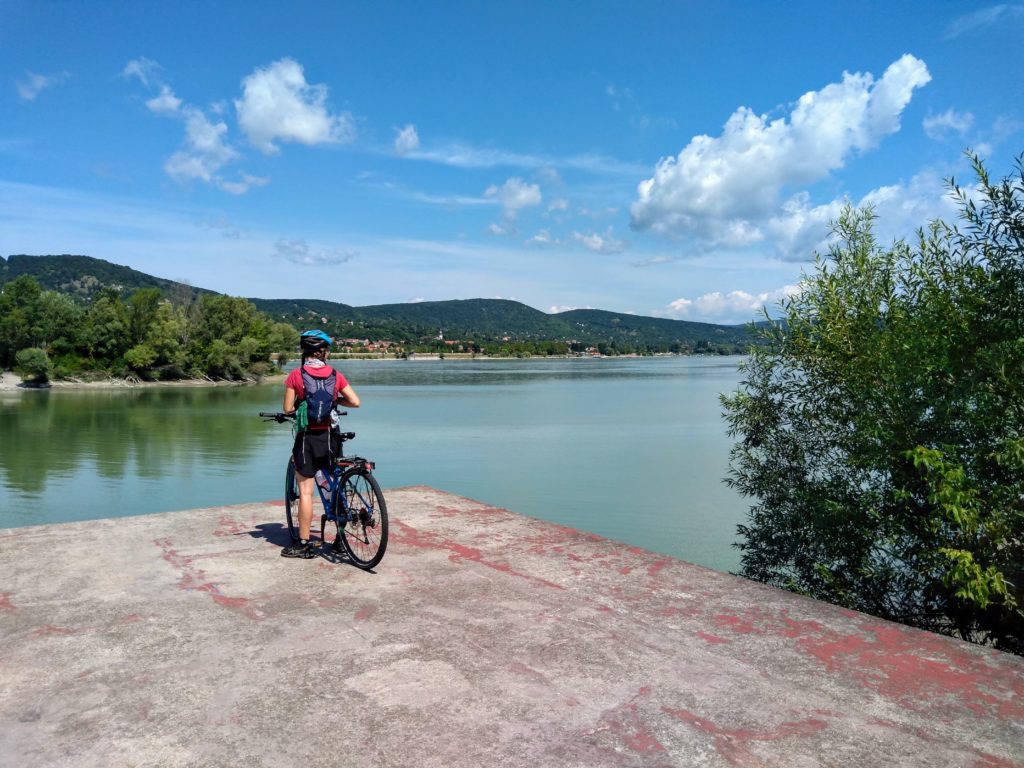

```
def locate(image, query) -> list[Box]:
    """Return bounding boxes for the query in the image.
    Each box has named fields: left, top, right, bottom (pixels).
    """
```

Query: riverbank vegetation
left=722, top=154, right=1024, bottom=655
left=3, top=256, right=758, bottom=367
left=0, top=281, right=299, bottom=383
left=0, top=271, right=750, bottom=383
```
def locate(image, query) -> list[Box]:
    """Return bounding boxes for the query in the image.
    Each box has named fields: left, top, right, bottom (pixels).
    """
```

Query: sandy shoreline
left=0, top=353, right=705, bottom=392
left=0, top=370, right=285, bottom=392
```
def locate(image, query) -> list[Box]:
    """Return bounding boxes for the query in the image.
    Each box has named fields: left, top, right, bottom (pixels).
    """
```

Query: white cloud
left=763, top=170, right=958, bottom=261
left=16, top=70, right=70, bottom=101
left=547, top=197, right=570, bottom=212
left=944, top=4, right=1024, bottom=38
left=764, top=197, right=840, bottom=259
left=858, top=170, right=960, bottom=236
left=407, top=190, right=493, bottom=208
left=631, top=54, right=931, bottom=249
left=573, top=228, right=625, bottom=254
left=146, top=84, right=182, bottom=115
left=632, top=255, right=676, bottom=268
left=126, top=62, right=267, bottom=195
left=668, top=284, right=802, bottom=322
left=606, top=83, right=626, bottom=111
left=548, top=305, right=580, bottom=313
left=164, top=107, right=239, bottom=184
left=219, top=172, right=270, bottom=195
left=971, top=115, right=1023, bottom=158
left=484, top=177, right=541, bottom=220
left=991, top=115, right=1023, bottom=141
left=578, top=205, right=619, bottom=219
left=121, top=58, right=161, bottom=88
left=394, top=124, right=420, bottom=155
left=235, top=58, right=356, bottom=155
left=273, top=238, right=356, bottom=266
left=923, top=108, right=974, bottom=141
left=198, top=216, right=241, bottom=239
left=607, top=82, right=678, bottom=131
left=526, top=229, right=555, bottom=246
left=406, top=143, right=646, bottom=177
left=487, top=223, right=510, bottom=236
left=536, top=166, right=562, bottom=185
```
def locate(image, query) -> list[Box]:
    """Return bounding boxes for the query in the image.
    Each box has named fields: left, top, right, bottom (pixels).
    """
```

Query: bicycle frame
left=260, top=407, right=388, bottom=569
left=315, top=457, right=377, bottom=527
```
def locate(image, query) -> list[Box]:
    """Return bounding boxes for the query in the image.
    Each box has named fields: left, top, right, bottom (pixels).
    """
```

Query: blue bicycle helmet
left=300, top=329, right=332, bottom=352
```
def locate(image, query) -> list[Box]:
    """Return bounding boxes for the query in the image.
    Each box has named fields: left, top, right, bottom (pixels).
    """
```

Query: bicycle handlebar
left=259, top=409, right=348, bottom=423
left=258, top=411, right=293, bottom=423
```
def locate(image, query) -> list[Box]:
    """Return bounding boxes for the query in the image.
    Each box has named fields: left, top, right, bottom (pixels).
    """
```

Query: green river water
left=0, top=356, right=749, bottom=572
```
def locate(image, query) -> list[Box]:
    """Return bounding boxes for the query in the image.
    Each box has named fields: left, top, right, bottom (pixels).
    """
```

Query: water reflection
left=0, top=385, right=279, bottom=493
left=0, top=357, right=749, bottom=571
left=341, top=356, right=740, bottom=387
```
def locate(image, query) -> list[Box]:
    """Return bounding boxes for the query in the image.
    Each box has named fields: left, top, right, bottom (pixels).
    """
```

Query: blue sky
left=2, top=1, right=1022, bottom=323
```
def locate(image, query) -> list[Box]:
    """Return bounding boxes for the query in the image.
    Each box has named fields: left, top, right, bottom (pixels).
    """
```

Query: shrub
left=15, top=347, right=53, bottom=384
left=721, top=155, right=1024, bottom=654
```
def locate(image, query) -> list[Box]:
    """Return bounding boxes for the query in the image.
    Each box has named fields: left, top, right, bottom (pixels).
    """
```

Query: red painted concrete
left=0, top=487, right=1021, bottom=767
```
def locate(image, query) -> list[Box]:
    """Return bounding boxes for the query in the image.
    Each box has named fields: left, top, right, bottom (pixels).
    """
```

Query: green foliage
left=0, top=275, right=44, bottom=367
left=197, top=294, right=266, bottom=347
left=143, top=301, right=188, bottom=377
left=204, top=338, right=239, bottom=378
left=721, top=155, right=1024, bottom=654
left=128, top=288, right=162, bottom=345
left=267, top=322, right=299, bottom=369
left=15, top=347, right=52, bottom=384
left=124, top=343, right=158, bottom=373
left=85, top=288, right=129, bottom=362
left=7, top=255, right=761, bottom=356
left=0, top=274, right=278, bottom=382
left=37, top=291, right=83, bottom=355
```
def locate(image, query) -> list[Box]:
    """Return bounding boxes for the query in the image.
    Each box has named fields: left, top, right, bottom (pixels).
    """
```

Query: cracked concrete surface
left=1, top=487, right=1022, bottom=767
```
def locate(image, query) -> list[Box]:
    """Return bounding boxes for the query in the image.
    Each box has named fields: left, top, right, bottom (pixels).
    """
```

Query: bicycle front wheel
left=284, top=458, right=300, bottom=543
left=337, top=469, right=388, bottom=569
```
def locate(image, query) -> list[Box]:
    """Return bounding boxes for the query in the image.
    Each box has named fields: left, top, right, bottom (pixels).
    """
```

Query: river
left=0, top=356, right=750, bottom=572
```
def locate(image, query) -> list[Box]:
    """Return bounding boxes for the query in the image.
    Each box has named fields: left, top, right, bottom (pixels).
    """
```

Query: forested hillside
left=252, top=297, right=758, bottom=354
left=1, top=254, right=211, bottom=303
left=3, top=255, right=761, bottom=369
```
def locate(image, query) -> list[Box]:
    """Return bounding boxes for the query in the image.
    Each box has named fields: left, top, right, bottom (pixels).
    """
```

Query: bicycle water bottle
left=315, top=470, right=330, bottom=490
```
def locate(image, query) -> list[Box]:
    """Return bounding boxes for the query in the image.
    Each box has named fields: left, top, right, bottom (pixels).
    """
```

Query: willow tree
left=722, top=155, right=1024, bottom=654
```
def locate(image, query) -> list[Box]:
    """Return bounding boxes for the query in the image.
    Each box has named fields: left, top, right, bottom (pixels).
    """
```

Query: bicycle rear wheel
left=284, top=458, right=300, bottom=543
left=336, top=469, right=388, bottom=569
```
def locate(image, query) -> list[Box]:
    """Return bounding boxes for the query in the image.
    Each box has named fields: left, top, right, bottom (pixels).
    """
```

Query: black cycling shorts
left=292, top=429, right=340, bottom=478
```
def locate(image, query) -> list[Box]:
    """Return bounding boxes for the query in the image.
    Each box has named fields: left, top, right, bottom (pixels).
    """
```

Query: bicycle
left=258, top=409, right=388, bottom=570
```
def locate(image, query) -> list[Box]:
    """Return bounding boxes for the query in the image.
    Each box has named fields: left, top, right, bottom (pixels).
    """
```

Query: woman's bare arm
left=338, top=384, right=360, bottom=408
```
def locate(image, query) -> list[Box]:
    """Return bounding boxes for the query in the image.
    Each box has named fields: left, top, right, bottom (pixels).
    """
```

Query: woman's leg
left=296, top=473, right=315, bottom=541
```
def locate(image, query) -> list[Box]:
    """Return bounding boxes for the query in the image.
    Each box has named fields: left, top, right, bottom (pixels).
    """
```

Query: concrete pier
left=1, top=487, right=1022, bottom=767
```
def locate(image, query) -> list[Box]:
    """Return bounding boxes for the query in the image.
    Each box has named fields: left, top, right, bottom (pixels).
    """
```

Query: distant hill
left=4, top=254, right=761, bottom=353
left=360, top=298, right=571, bottom=338
left=250, top=296, right=758, bottom=351
left=0, top=254, right=214, bottom=302
left=251, top=297, right=358, bottom=324
left=558, top=308, right=754, bottom=348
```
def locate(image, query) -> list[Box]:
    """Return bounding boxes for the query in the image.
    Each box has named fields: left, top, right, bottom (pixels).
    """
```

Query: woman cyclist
left=281, top=330, right=361, bottom=558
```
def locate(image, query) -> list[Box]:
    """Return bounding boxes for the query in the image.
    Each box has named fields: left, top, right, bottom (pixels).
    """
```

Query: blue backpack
left=301, top=367, right=337, bottom=428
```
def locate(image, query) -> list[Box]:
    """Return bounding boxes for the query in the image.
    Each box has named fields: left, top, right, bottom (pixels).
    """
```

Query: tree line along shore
left=0, top=274, right=750, bottom=385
